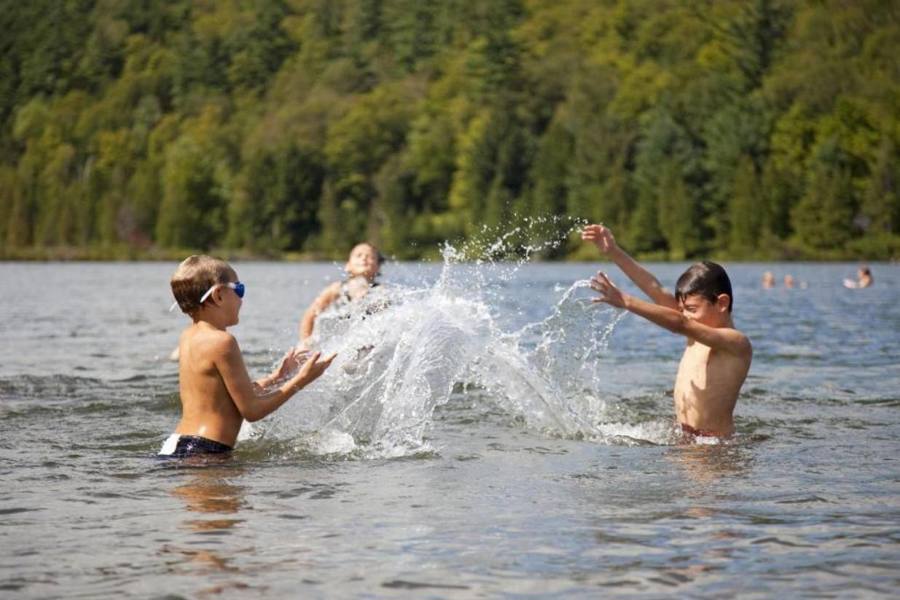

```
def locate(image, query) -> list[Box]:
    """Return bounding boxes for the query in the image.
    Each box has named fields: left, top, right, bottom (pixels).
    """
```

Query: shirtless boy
left=161, top=255, right=336, bottom=458
left=582, top=225, right=752, bottom=438
left=299, top=242, right=384, bottom=344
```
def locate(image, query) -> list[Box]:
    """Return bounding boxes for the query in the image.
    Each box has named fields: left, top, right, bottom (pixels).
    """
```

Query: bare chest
left=675, top=344, right=711, bottom=392
left=674, top=343, right=748, bottom=405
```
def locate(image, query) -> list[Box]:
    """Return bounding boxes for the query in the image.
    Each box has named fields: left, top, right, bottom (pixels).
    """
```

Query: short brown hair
left=675, top=261, right=734, bottom=312
left=170, top=255, right=236, bottom=314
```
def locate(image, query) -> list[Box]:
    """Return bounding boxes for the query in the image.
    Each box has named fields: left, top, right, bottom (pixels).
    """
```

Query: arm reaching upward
left=582, top=224, right=678, bottom=309
left=590, top=272, right=751, bottom=357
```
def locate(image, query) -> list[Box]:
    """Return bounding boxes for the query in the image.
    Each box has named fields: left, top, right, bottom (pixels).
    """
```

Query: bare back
left=175, top=322, right=244, bottom=446
left=674, top=338, right=751, bottom=436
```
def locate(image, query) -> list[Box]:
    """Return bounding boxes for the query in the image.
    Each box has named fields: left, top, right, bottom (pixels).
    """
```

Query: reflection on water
left=665, top=443, right=754, bottom=489
left=169, top=465, right=248, bottom=531
left=161, top=465, right=252, bottom=596
left=658, top=445, right=756, bottom=589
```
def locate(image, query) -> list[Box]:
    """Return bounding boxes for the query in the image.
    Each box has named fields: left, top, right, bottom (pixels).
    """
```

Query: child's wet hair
left=675, top=261, right=734, bottom=312
left=170, top=255, right=237, bottom=314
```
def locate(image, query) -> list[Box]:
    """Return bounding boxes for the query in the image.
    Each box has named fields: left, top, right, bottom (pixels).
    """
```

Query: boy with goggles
left=161, top=255, right=335, bottom=458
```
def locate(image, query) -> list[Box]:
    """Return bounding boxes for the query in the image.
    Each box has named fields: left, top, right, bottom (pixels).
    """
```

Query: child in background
left=844, top=265, right=873, bottom=288
left=161, top=255, right=335, bottom=458
left=299, top=243, right=384, bottom=345
left=582, top=225, right=752, bottom=439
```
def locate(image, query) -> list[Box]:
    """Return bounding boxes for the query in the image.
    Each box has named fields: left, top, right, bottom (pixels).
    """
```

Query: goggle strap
left=171, top=282, right=242, bottom=312
left=198, top=286, right=218, bottom=305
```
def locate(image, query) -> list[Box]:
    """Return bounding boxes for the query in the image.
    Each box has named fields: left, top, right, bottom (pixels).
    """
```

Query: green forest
left=1, top=0, right=898, bottom=260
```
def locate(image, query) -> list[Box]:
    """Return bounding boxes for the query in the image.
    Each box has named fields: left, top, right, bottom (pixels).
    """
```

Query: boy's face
left=346, top=244, right=380, bottom=280
left=211, top=277, right=243, bottom=326
left=227, top=279, right=243, bottom=324
left=679, top=293, right=730, bottom=327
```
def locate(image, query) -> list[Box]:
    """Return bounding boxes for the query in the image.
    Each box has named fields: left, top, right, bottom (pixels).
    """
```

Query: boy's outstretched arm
left=582, top=224, right=678, bottom=309
left=215, top=335, right=336, bottom=422
left=591, top=272, right=751, bottom=356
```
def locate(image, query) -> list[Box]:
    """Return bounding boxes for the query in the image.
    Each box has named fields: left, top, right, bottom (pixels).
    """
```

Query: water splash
left=248, top=217, right=671, bottom=457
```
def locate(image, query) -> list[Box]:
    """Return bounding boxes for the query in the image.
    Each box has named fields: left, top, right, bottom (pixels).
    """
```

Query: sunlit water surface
left=1, top=253, right=898, bottom=598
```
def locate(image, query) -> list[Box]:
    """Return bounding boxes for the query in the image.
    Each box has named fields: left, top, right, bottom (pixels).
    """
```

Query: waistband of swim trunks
left=680, top=422, right=721, bottom=438
left=158, top=433, right=233, bottom=456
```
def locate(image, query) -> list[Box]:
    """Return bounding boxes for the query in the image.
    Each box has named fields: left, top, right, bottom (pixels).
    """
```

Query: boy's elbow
left=243, top=408, right=267, bottom=423
left=238, top=404, right=266, bottom=422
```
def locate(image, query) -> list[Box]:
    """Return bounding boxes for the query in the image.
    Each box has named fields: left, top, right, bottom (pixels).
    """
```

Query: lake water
left=1, top=255, right=898, bottom=598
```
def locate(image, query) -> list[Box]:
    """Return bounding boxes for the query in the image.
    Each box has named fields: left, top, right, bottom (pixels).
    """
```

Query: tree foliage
left=1, top=0, right=898, bottom=259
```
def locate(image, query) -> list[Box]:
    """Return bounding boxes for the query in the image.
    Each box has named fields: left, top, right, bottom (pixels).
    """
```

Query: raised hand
left=590, top=271, right=626, bottom=308
left=291, top=351, right=337, bottom=389
left=272, top=347, right=310, bottom=381
left=581, top=224, right=618, bottom=255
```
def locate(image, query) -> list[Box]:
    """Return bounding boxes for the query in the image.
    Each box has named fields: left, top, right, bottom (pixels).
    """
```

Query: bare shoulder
left=321, top=281, right=342, bottom=298
left=192, top=327, right=239, bottom=358
left=211, top=329, right=239, bottom=353
left=687, top=320, right=752, bottom=358
left=313, top=282, right=342, bottom=307
left=726, top=327, right=753, bottom=358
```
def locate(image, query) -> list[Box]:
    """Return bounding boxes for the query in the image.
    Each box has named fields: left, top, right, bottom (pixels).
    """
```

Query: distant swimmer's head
left=171, top=255, right=240, bottom=315
left=345, top=243, right=384, bottom=281
left=857, top=265, right=873, bottom=288
left=676, top=261, right=734, bottom=319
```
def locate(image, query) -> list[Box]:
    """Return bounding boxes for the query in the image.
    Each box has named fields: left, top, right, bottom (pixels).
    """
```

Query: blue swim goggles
left=170, top=281, right=246, bottom=312
left=199, top=281, right=245, bottom=304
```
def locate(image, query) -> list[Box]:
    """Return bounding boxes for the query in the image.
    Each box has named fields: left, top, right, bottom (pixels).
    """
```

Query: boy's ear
left=715, top=293, right=731, bottom=312
left=211, top=285, right=226, bottom=306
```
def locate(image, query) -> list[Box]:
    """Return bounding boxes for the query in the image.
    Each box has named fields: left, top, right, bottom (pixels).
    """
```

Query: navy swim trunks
left=158, top=433, right=233, bottom=458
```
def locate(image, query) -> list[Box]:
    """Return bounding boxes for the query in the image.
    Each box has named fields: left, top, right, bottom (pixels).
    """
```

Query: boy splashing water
left=582, top=225, right=752, bottom=439
left=161, top=255, right=335, bottom=458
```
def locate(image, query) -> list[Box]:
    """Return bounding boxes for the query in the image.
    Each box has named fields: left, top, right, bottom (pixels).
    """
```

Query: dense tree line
left=1, top=0, right=898, bottom=260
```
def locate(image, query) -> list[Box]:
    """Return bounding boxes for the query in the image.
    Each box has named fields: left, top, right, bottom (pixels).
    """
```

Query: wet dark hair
left=675, top=261, right=734, bottom=312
